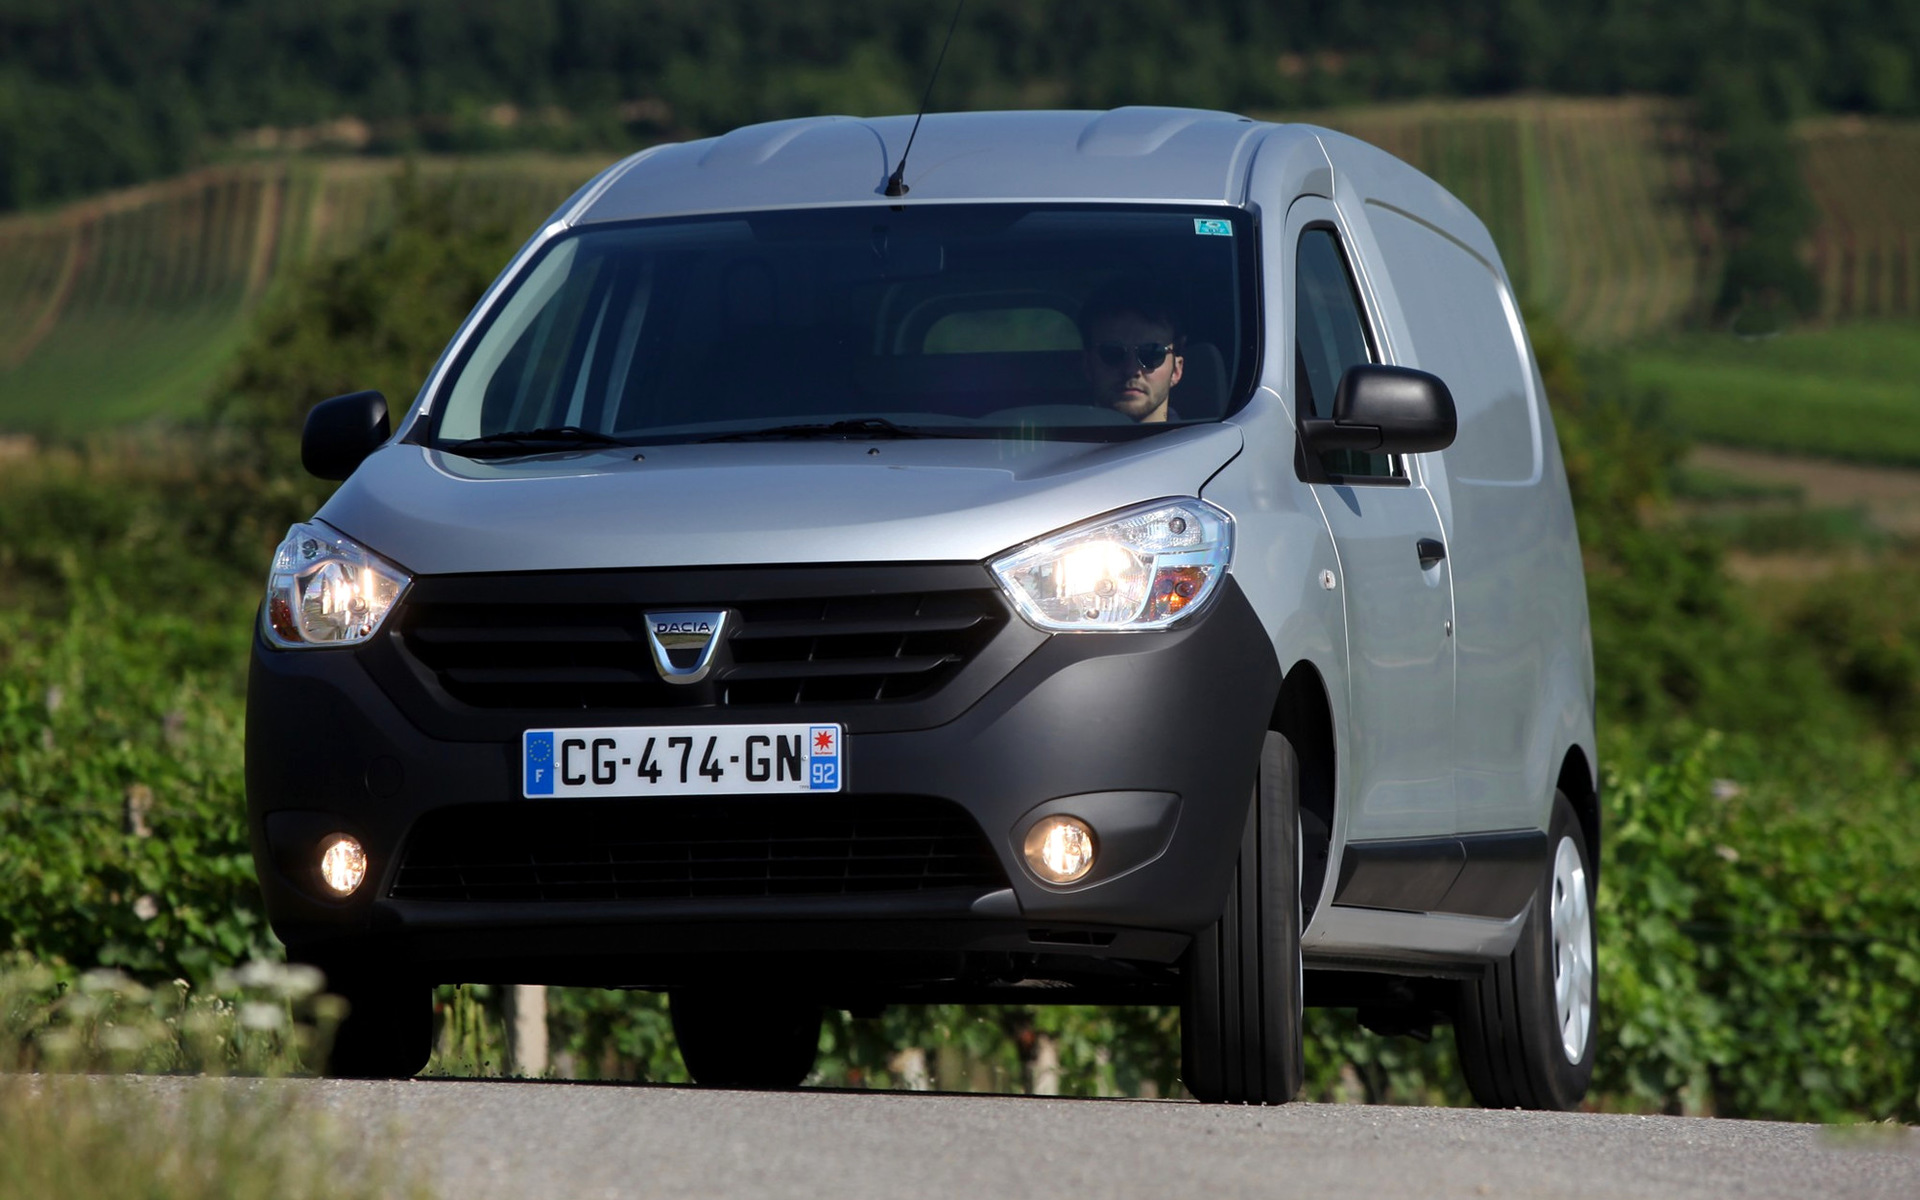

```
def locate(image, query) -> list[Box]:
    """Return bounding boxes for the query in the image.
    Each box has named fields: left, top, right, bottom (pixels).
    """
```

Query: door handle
left=1416, top=538, right=1446, bottom=570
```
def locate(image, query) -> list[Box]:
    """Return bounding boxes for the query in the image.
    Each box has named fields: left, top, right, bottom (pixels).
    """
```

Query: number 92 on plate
left=522, top=724, right=843, bottom=798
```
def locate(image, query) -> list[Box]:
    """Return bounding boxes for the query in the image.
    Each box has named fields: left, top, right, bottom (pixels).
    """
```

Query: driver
left=1080, top=290, right=1186, bottom=423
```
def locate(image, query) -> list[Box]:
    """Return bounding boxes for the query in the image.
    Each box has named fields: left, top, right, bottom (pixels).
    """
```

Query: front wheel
left=1180, top=731, right=1306, bottom=1104
left=670, top=990, right=821, bottom=1089
left=1453, top=791, right=1597, bottom=1109
left=324, top=973, right=432, bottom=1079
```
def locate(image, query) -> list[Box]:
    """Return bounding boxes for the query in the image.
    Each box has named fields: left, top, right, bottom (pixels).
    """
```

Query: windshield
left=427, top=204, right=1259, bottom=449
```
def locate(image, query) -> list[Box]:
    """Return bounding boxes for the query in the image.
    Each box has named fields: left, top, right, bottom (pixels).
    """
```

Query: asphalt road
left=180, top=1076, right=1920, bottom=1199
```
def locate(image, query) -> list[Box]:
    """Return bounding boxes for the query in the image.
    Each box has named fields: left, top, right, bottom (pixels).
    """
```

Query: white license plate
left=522, top=724, right=843, bottom=798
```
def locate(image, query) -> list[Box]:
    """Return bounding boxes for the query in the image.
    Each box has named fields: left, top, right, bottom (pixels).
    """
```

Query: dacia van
left=248, top=107, right=1599, bottom=1108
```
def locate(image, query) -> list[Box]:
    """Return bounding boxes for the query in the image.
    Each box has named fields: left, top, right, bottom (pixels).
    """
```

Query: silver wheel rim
left=1550, top=835, right=1594, bottom=1063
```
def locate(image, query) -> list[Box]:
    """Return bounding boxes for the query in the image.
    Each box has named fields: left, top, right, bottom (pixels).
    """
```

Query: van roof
left=559, top=107, right=1502, bottom=278
left=572, top=107, right=1278, bottom=221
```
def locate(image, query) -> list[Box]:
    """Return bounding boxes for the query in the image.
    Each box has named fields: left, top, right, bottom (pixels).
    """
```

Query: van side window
left=1295, top=228, right=1395, bottom=480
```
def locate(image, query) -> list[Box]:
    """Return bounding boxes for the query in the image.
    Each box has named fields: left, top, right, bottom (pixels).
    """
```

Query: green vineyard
left=0, top=98, right=1916, bottom=434
left=1310, top=95, right=1710, bottom=344
left=1801, top=116, right=1920, bottom=322
left=0, top=155, right=603, bottom=433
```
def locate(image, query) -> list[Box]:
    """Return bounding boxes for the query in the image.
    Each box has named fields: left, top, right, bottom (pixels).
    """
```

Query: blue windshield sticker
left=1194, top=218, right=1233, bottom=237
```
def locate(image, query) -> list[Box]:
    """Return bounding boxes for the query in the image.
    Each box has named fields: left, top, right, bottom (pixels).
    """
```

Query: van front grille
left=389, top=796, right=1009, bottom=902
left=392, top=574, right=1009, bottom=711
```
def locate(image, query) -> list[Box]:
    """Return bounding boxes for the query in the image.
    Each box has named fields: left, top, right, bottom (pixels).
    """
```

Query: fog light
left=1024, top=816, right=1096, bottom=884
left=318, top=835, right=368, bottom=896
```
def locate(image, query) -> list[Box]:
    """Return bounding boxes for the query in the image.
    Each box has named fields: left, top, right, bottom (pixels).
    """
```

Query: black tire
left=670, top=990, right=821, bottom=1089
left=326, top=975, right=433, bottom=1079
left=1180, top=731, right=1306, bottom=1104
left=1453, top=791, right=1597, bottom=1110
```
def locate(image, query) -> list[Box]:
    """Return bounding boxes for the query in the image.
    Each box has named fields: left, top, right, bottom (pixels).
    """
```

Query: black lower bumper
left=246, top=575, right=1280, bottom=991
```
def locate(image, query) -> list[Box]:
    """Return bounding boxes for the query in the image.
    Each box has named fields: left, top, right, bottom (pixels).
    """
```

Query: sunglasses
left=1092, top=341, right=1177, bottom=371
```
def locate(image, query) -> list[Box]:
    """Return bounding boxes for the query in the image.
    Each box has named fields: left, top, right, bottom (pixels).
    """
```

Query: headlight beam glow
left=263, top=522, right=411, bottom=648
left=991, top=499, right=1233, bottom=632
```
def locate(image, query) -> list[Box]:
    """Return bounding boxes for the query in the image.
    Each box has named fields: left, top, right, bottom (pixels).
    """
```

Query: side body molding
left=1333, top=830, right=1548, bottom=919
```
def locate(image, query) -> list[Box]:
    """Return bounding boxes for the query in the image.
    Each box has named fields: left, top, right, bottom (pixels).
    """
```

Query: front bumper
left=246, top=568, right=1280, bottom=991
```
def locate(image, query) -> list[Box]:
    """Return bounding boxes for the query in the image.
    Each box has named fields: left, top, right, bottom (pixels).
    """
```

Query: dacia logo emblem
left=655, top=619, right=713, bottom=636
left=642, top=610, right=728, bottom=685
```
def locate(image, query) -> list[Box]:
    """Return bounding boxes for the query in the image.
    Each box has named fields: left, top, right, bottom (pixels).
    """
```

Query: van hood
left=316, top=425, right=1243, bottom=575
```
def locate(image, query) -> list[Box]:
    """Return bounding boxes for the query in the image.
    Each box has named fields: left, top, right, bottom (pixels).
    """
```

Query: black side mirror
left=1299, top=365, right=1456, bottom=456
left=302, top=391, right=391, bottom=480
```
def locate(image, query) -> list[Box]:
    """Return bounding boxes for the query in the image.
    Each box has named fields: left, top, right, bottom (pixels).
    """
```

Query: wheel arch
left=1274, top=659, right=1336, bottom=920
left=1556, top=743, right=1599, bottom=874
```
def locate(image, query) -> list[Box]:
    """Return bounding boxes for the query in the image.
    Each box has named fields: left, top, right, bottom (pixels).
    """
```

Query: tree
left=214, top=168, right=535, bottom=468
left=1693, top=61, right=1819, bottom=331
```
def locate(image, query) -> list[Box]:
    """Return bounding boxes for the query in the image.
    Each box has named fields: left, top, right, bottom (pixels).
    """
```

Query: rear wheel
left=325, top=974, right=432, bottom=1079
left=1180, top=731, right=1306, bottom=1104
left=671, top=990, right=821, bottom=1089
left=1453, top=791, right=1597, bottom=1109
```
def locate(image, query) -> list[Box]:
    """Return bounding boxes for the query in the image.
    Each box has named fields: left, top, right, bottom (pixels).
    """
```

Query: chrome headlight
left=263, top=522, right=411, bottom=648
left=991, top=499, right=1233, bottom=632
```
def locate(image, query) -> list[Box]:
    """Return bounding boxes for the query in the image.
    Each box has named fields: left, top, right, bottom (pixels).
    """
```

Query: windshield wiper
left=442, top=426, right=637, bottom=459
left=699, top=417, right=959, bottom=443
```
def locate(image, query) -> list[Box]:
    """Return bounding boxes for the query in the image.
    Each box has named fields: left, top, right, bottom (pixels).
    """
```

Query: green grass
left=1628, top=322, right=1920, bottom=466
left=1, top=1077, right=432, bottom=1200
left=0, top=962, right=428, bottom=1200
left=1688, top=505, right=1888, bottom=554
left=1671, top=465, right=1803, bottom=503
left=1, top=963, right=428, bottom=1200
left=0, top=306, right=253, bottom=428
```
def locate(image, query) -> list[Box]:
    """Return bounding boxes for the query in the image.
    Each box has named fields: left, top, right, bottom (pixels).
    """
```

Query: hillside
left=1801, top=116, right=1920, bottom=322
left=1, top=98, right=1917, bottom=434
left=0, top=155, right=601, bottom=432
left=1310, top=95, right=1706, bottom=343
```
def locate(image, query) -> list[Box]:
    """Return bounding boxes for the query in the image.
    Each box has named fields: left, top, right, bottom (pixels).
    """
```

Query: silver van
left=248, top=107, right=1598, bottom=1108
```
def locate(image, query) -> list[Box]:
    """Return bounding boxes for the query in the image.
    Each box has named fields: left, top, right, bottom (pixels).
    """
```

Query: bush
left=1537, top=316, right=1824, bottom=744
left=1, top=961, right=340, bottom=1076
left=431, top=982, right=1468, bottom=1103
left=0, top=598, right=267, bottom=982
left=1598, top=735, right=1920, bottom=1121
left=2, top=964, right=426, bottom=1200
left=1692, top=61, right=1819, bottom=330
left=1786, top=564, right=1920, bottom=738
left=212, top=168, right=538, bottom=474
left=0, top=1076, right=432, bottom=1200
left=0, top=430, right=296, bottom=984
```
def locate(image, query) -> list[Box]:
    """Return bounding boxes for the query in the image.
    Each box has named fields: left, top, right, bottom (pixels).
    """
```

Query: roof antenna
left=884, top=0, right=966, bottom=198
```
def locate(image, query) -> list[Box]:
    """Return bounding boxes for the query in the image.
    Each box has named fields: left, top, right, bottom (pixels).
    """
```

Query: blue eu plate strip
left=524, top=731, right=555, bottom=795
